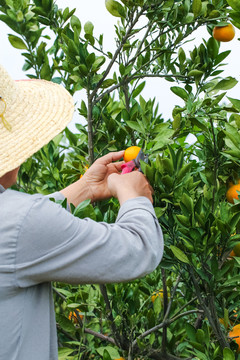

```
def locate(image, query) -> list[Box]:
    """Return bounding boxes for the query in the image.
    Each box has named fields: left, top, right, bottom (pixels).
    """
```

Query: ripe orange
left=80, top=165, right=89, bottom=179
left=226, top=181, right=240, bottom=203
left=114, top=358, right=125, bottom=360
left=123, top=146, right=141, bottom=163
left=68, top=309, right=83, bottom=324
left=229, top=324, right=240, bottom=351
left=213, top=24, right=235, bottom=42
left=151, top=289, right=164, bottom=303
left=230, top=249, right=236, bottom=257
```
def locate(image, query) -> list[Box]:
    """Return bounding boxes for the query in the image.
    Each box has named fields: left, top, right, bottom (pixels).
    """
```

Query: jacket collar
left=0, top=184, right=5, bottom=193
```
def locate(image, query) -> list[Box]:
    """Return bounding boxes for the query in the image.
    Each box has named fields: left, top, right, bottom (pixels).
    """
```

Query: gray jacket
left=0, top=185, right=163, bottom=360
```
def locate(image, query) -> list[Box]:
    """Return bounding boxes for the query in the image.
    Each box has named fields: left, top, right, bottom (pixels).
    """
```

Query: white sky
left=0, top=0, right=239, bottom=131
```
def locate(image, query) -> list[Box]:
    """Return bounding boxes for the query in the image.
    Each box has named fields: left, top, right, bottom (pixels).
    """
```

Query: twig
left=90, top=6, right=146, bottom=100
left=132, top=309, right=203, bottom=348
left=99, top=284, right=124, bottom=349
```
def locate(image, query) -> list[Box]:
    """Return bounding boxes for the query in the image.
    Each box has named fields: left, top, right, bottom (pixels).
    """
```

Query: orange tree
left=1, top=0, right=240, bottom=359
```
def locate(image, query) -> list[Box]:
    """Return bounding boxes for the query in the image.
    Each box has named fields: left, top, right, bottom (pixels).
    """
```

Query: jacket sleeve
left=15, top=194, right=164, bottom=287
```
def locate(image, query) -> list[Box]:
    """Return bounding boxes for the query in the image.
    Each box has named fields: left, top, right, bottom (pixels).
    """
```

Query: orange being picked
left=213, top=24, right=235, bottom=42
left=68, top=309, right=83, bottom=324
left=226, top=181, right=240, bottom=204
left=123, top=146, right=141, bottom=163
left=229, top=324, right=240, bottom=351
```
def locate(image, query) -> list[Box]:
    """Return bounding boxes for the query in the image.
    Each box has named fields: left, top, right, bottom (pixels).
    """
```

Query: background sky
left=0, top=0, right=239, bottom=131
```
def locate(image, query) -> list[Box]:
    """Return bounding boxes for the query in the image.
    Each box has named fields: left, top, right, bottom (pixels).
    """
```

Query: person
left=0, top=64, right=164, bottom=360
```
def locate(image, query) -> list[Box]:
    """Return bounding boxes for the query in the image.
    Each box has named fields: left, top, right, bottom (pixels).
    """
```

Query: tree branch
left=99, top=284, right=125, bottom=349
left=132, top=309, right=203, bottom=348
left=90, top=6, right=146, bottom=100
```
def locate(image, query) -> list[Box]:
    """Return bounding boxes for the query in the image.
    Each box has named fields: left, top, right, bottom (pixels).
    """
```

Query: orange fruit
left=80, top=165, right=89, bottom=179
left=68, top=309, right=83, bottom=324
left=226, top=181, right=240, bottom=203
left=114, top=358, right=125, bottom=360
left=229, top=324, right=240, bottom=351
left=151, top=289, right=164, bottom=303
left=123, top=146, right=141, bottom=163
left=213, top=24, right=235, bottom=42
left=230, top=249, right=236, bottom=257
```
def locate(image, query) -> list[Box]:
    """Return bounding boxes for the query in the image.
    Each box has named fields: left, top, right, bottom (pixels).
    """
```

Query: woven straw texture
left=0, top=65, right=74, bottom=177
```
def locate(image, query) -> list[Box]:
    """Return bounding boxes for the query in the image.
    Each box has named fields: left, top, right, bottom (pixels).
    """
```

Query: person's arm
left=15, top=194, right=163, bottom=287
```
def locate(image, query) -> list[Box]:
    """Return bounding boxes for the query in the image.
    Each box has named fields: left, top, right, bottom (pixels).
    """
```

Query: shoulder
left=0, top=189, right=43, bottom=216
left=1, top=189, right=66, bottom=219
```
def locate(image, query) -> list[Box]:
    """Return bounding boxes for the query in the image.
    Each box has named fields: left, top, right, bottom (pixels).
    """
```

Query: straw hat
left=0, top=64, right=74, bottom=177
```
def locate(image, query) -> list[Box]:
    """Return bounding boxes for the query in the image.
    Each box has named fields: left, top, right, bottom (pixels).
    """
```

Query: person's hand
left=107, top=171, right=153, bottom=205
left=81, top=151, right=125, bottom=202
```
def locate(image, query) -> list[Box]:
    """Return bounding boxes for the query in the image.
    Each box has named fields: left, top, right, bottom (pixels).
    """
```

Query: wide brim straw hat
left=0, top=64, right=74, bottom=177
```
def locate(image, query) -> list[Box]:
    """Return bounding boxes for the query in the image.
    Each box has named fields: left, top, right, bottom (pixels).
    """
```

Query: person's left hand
left=81, top=151, right=125, bottom=202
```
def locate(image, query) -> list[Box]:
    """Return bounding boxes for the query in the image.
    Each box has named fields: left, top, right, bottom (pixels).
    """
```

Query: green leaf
left=223, top=347, right=235, bottom=360
left=170, top=245, right=189, bottom=264
left=192, top=0, right=202, bottom=18
left=54, top=287, right=72, bottom=298
left=176, top=214, right=190, bottom=227
left=227, top=0, right=240, bottom=11
left=207, top=37, right=219, bottom=59
left=105, top=0, right=125, bottom=17
left=228, top=97, right=240, bottom=112
left=213, top=77, right=238, bottom=91
left=185, top=323, right=196, bottom=341
left=67, top=303, right=82, bottom=308
left=84, top=21, right=94, bottom=35
left=58, top=347, right=74, bottom=360
left=188, top=69, right=204, bottom=77
left=92, top=56, right=106, bottom=72
left=70, top=14, right=81, bottom=33
left=40, top=63, right=51, bottom=80
left=170, top=86, right=188, bottom=101
left=0, top=15, right=20, bottom=33
left=96, top=347, right=120, bottom=359
left=224, top=123, right=240, bottom=150
left=196, top=329, right=205, bottom=344
left=152, top=123, right=174, bottom=151
left=126, top=121, right=144, bottom=134
left=214, top=50, right=231, bottom=66
left=132, top=82, right=145, bottom=98
left=100, top=79, right=117, bottom=88
left=177, top=163, right=192, bottom=182
left=223, top=275, right=240, bottom=286
left=56, top=314, right=76, bottom=333
left=153, top=294, right=162, bottom=316
left=86, top=53, right=96, bottom=68
left=8, top=34, right=27, bottom=49
left=181, top=193, right=194, bottom=213
left=154, top=206, right=168, bottom=218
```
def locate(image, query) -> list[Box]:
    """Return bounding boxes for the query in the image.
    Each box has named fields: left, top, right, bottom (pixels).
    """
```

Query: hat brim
left=0, top=79, right=74, bottom=177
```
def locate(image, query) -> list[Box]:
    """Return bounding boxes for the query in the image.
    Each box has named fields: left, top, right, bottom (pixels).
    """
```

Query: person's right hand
left=107, top=171, right=153, bottom=205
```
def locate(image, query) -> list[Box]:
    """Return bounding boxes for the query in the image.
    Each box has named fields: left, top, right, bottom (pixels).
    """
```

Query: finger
left=111, top=161, right=125, bottom=172
left=95, top=151, right=125, bottom=165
